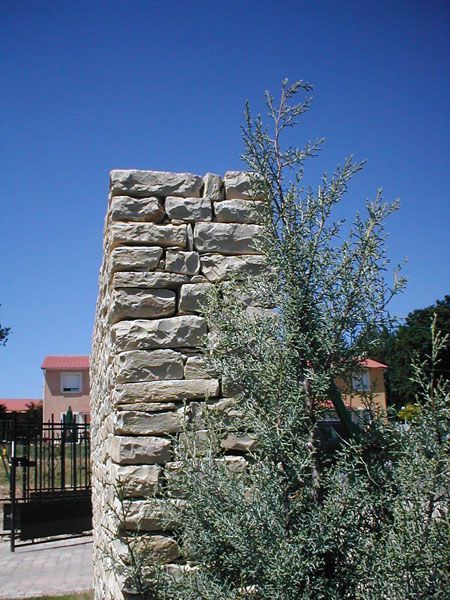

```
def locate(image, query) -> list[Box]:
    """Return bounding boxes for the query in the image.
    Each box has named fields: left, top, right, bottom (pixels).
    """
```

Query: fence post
left=61, top=414, right=66, bottom=492
left=10, top=413, right=17, bottom=552
left=72, top=421, right=77, bottom=491
left=50, top=414, right=55, bottom=493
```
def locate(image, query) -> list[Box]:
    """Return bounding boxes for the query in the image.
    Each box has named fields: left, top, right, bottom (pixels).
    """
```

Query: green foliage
left=0, top=402, right=43, bottom=424
left=381, top=295, right=450, bottom=407
left=120, top=81, right=449, bottom=599
left=23, top=401, right=43, bottom=425
left=157, top=327, right=449, bottom=599
left=397, top=403, right=421, bottom=422
left=0, top=304, right=10, bottom=346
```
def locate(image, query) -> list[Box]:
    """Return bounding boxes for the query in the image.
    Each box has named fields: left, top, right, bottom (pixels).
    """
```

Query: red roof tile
left=41, top=356, right=90, bottom=370
left=361, top=358, right=387, bottom=369
left=0, top=399, right=42, bottom=412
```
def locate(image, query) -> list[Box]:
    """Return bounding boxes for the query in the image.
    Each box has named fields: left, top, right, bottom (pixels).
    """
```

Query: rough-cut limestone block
left=110, top=289, right=176, bottom=323
left=224, top=171, right=265, bottom=200
left=178, top=429, right=209, bottom=457
left=207, top=398, right=245, bottom=431
left=179, top=399, right=239, bottom=432
left=114, top=349, right=184, bottom=383
left=114, top=410, right=183, bottom=435
left=164, top=461, right=183, bottom=491
left=216, top=455, right=248, bottom=473
left=165, top=197, right=212, bottom=222
left=214, top=199, right=265, bottom=224
left=109, top=436, right=171, bottom=465
left=179, top=283, right=212, bottom=313
left=184, top=355, right=213, bottom=379
left=200, top=254, right=267, bottom=282
left=114, top=379, right=220, bottom=404
left=110, top=170, right=203, bottom=198
left=137, top=535, right=181, bottom=564
left=203, top=173, right=224, bottom=200
left=194, top=223, right=263, bottom=255
left=182, top=401, right=204, bottom=431
left=111, top=223, right=187, bottom=249
left=112, top=316, right=207, bottom=351
left=221, top=281, right=263, bottom=307
left=110, top=196, right=165, bottom=223
left=207, top=397, right=243, bottom=428
left=113, top=272, right=190, bottom=289
left=183, top=401, right=204, bottom=430
left=115, top=464, right=160, bottom=496
left=221, top=433, right=257, bottom=452
left=186, top=223, right=194, bottom=251
left=189, top=274, right=209, bottom=283
left=116, top=534, right=180, bottom=564
left=165, top=457, right=246, bottom=499
left=117, top=402, right=177, bottom=412
left=165, top=563, right=199, bottom=577
left=123, top=500, right=178, bottom=531
left=207, top=397, right=239, bottom=412
left=165, top=460, right=212, bottom=498
left=111, top=247, right=163, bottom=273
left=165, top=251, right=200, bottom=275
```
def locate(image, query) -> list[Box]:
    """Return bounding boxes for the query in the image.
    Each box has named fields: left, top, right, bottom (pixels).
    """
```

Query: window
left=352, top=371, right=370, bottom=392
left=61, top=372, right=82, bottom=393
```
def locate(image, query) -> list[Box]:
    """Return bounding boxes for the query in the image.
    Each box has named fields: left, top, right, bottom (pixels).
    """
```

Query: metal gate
left=0, top=415, right=92, bottom=551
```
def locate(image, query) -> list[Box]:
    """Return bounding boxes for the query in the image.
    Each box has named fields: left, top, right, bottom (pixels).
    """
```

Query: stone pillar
left=91, top=170, right=266, bottom=598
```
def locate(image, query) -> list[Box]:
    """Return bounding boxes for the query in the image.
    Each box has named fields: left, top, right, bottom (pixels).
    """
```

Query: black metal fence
left=0, top=416, right=91, bottom=551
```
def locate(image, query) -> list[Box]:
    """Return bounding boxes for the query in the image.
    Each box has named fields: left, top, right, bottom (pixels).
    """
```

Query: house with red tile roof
left=339, top=358, right=388, bottom=416
left=41, top=355, right=90, bottom=423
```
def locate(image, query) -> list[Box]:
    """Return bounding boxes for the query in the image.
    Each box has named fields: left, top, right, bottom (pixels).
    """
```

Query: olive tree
left=129, top=81, right=449, bottom=599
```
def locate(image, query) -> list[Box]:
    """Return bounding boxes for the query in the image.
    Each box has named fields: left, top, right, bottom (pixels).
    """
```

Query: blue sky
left=1, top=0, right=449, bottom=398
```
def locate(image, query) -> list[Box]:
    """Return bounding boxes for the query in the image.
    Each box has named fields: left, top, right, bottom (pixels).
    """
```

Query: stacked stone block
left=91, top=169, right=266, bottom=598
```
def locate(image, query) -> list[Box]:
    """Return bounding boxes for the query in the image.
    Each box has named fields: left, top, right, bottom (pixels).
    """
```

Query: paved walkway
left=0, top=536, right=93, bottom=599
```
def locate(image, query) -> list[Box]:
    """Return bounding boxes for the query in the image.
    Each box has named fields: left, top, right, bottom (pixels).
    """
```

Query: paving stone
left=0, top=538, right=93, bottom=599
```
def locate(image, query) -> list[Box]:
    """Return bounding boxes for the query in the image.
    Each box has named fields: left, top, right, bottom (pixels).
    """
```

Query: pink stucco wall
left=43, top=368, right=90, bottom=423
left=339, top=367, right=387, bottom=412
